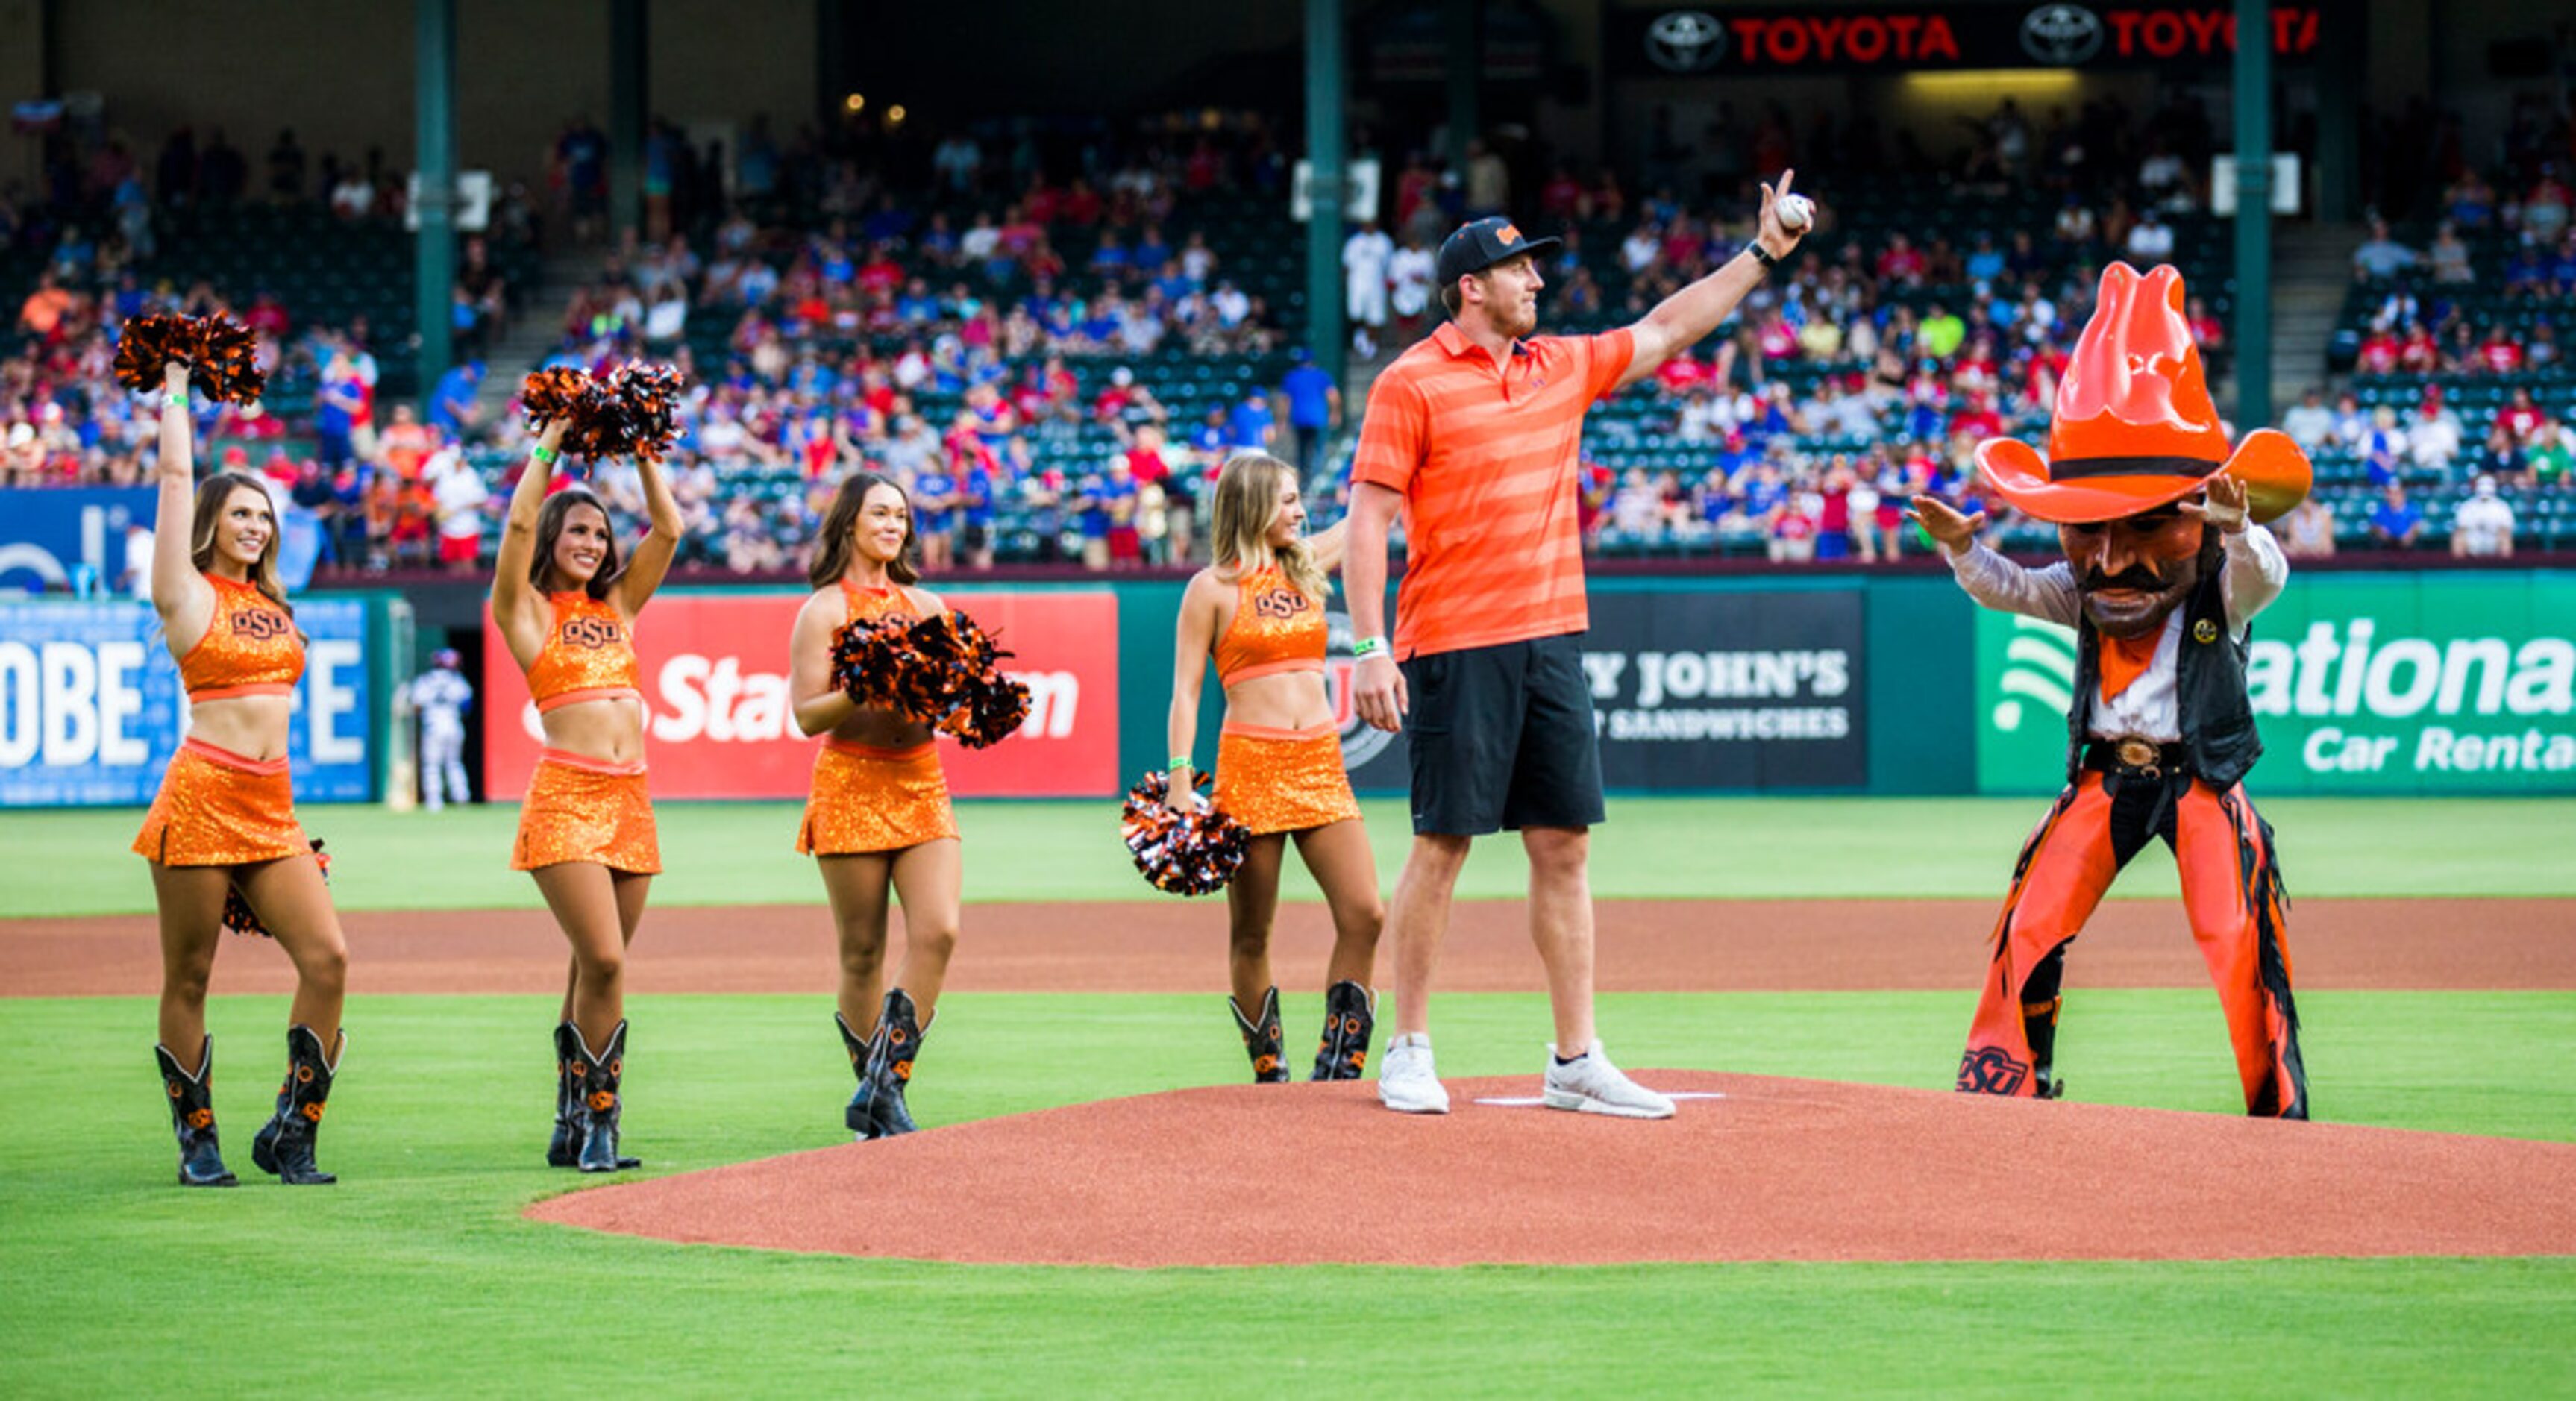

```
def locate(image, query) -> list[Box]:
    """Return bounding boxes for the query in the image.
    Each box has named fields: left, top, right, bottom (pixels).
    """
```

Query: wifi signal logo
left=1991, top=616, right=2078, bottom=733
left=1975, top=612, right=2078, bottom=791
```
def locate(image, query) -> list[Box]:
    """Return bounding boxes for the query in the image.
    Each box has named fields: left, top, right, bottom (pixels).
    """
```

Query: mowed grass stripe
left=1, top=989, right=2571, bottom=1395
left=7, top=796, right=2574, bottom=917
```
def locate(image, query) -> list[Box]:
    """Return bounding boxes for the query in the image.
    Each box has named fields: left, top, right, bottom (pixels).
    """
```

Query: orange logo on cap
left=1496, top=223, right=1523, bottom=244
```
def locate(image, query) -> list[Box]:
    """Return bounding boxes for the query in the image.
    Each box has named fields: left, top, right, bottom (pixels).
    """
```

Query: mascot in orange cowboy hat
left=1908, top=261, right=2313, bottom=1118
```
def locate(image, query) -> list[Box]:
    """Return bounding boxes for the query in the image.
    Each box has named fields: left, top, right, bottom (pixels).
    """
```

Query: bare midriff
left=181, top=694, right=296, bottom=764
left=539, top=693, right=649, bottom=768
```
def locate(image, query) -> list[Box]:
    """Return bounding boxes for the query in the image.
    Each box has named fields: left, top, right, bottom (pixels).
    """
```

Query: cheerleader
left=490, top=416, right=681, bottom=1172
left=1166, top=453, right=1383, bottom=1082
left=134, top=358, right=350, bottom=1186
left=788, top=471, right=960, bottom=1138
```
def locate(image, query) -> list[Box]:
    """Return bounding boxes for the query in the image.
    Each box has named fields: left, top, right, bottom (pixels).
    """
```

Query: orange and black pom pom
left=193, top=319, right=268, bottom=404
left=113, top=314, right=267, bottom=404
left=827, top=609, right=1030, bottom=748
left=1121, top=772, right=1251, bottom=897
left=113, top=315, right=191, bottom=393
left=521, top=366, right=603, bottom=436
left=607, top=362, right=684, bottom=460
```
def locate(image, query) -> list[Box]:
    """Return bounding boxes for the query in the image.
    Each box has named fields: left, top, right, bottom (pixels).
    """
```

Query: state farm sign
left=483, top=590, right=1117, bottom=799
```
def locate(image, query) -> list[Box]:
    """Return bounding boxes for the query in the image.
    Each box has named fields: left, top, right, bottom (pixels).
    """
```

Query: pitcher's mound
left=527, top=1072, right=2576, bottom=1267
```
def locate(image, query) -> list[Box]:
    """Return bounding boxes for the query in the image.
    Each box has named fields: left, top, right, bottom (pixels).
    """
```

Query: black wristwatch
left=1748, top=242, right=1781, bottom=272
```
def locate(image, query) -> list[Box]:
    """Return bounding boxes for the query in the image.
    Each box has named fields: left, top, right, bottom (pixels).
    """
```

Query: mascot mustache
left=2079, top=564, right=2174, bottom=593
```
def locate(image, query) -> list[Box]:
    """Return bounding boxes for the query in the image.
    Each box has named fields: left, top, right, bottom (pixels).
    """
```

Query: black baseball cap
left=1435, top=216, right=1561, bottom=286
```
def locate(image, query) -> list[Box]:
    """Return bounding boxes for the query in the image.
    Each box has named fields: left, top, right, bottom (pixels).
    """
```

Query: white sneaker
left=1376, top=1032, right=1450, bottom=1114
left=1541, top=1041, right=1675, bottom=1119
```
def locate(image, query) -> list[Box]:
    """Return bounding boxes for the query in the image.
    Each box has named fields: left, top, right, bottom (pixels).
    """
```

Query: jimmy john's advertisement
left=1578, top=589, right=1868, bottom=789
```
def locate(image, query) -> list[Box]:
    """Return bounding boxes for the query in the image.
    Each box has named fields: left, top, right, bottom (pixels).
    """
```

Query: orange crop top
left=1214, top=566, right=1326, bottom=688
left=842, top=579, right=915, bottom=626
left=180, top=573, right=304, bottom=702
left=529, top=592, right=643, bottom=713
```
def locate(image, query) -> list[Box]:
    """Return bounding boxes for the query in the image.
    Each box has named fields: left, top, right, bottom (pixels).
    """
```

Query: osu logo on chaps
left=1956, top=1046, right=2031, bottom=1095
left=560, top=615, right=624, bottom=649
left=231, top=609, right=292, bottom=642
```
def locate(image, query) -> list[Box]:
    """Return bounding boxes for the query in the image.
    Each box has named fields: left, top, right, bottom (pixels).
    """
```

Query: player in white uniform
left=407, top=648, right=475, bottom=810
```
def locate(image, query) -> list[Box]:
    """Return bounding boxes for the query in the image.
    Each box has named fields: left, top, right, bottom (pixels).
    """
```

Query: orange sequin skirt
left=133, top=739, right=309, bottom=867
left=1215, top=721, right=1361, bottom=836
left=512, top=749, right=661, bottom=874
left=797, top=739, right=959, bottom=856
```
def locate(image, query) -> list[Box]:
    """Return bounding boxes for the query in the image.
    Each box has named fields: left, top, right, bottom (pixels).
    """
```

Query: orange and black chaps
left=1957, top=768, right=2307, bottom=1118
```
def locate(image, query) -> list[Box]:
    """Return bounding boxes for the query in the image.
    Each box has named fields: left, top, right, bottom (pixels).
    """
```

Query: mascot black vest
left=2064, top=560, right=2263, bottom=788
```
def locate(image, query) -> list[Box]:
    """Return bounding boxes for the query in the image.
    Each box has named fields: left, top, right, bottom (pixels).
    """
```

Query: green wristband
left=1169, top=756, right=1193, bottom=771
left=532, top=445, right=560, bottom=465
left=1351, top=636, right=1385, bottom=659
left=163, top=391, right=188, bottom=410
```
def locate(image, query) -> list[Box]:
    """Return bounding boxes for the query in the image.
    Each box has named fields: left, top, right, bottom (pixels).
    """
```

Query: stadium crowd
left=7, top=93, right=2575, bottom=577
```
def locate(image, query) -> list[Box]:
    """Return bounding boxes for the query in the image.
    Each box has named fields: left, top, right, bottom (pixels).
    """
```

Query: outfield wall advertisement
left=1975, top=573, right=2576, bottom=795
left=1577, top=587, right=1869, bottom=789
left=480, top=590, right=1118, bottom=800
left=0, top=598, right=375, bottom=806
left=1147, top=587, right=1868, bottom=797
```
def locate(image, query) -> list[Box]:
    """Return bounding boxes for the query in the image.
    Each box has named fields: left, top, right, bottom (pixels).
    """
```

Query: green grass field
left=4, top=797, right=2572, bottom=1395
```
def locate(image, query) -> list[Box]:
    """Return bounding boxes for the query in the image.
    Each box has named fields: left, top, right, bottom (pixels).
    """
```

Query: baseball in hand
left=1777, top=194, right=1815, bottom=234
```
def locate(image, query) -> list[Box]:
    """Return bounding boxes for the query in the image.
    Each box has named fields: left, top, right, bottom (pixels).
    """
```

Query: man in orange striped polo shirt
left=1346, top=172, right=1813, bottom=1117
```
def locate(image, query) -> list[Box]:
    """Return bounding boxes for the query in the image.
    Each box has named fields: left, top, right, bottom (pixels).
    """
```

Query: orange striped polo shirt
left=1350, top=322, right=1632, bottom=659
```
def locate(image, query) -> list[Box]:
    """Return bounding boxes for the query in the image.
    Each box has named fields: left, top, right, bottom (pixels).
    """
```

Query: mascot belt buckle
left=2114, top=737, right=2163, bottom=777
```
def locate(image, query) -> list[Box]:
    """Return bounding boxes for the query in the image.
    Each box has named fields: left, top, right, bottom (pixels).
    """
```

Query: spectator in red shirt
left=856, top=245, right=903, bottom=298
left=2398, top=323, right=2442, bottom=373
left=2479, top=325, right=2525, bottom=374
left=1949, top=390, right=2006, bottom=443
left=2186, top=296, right=2224, bottom=353
left=1655, top=352, right=1710, bottom=394
left=1876, top=234, right=1928, bottom=285
left=2499, top=386, right=2545, bottom=442
left=2356, top=327, right=2401, bottom=374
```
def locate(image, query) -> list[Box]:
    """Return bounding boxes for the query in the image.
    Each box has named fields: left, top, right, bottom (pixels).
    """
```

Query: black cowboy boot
left=1310, top=980, right=1376, bottom=1082
left=1231, top=987, right=1290, bottom=1083
left=570, top=1020, right=630, bottom=1173
left=552, top=1021, right=639, bottom=1168
left=548, top=1021, right=580, bottom=1166
left=859, top=989, right=925, bottom=1138
left=2024, top=996, right=2066, bottom=1100
left=836, top=1011, right=874, bottom=1139
left=251, top=1024, right=342, bottom=1185
left=155, top=1036, right=238, bottom=1187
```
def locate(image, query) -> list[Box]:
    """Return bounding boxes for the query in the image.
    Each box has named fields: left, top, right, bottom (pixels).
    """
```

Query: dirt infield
left=529, top=1071, right=2576, bottom=1267
left=7, top=897, right=2574, bottom=997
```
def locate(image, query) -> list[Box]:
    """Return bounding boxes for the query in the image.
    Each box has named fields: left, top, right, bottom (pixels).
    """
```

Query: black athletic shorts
left=1400, top=633, right=1605, bottom=836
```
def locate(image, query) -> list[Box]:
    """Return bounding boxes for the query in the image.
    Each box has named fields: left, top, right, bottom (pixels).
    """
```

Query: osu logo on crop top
left=560, top=614, right=625, bottom=649
left=231, top=609, right=294, bottom=642
left=1251, top=586, right=1309, bottom=621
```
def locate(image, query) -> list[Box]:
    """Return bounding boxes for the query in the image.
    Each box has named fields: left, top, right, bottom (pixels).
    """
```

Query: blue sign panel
left=0, top=598, right=372, bottom=806
left=0, top=488, right=157, bottom=594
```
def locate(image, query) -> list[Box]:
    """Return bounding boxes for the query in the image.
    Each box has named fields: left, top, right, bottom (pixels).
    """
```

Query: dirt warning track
left=7, top=897, right=2572, bottom=997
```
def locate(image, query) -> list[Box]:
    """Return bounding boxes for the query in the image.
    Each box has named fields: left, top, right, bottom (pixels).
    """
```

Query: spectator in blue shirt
left=1279, top=347, right=1341, bottom=477
left=429, top=359, right=483, bottom=437
left=911, top=463, right=959, bottom=571
left=1191, top=406, right=1229, bottom=458
left=2368, top=483, right=2423, bottom=549
left=1227, top=390, right=1276, bottom=454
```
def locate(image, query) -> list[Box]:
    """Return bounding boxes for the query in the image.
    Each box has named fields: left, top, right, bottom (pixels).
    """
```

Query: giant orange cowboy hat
left=1975, top=262, right=2310, bottom=524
